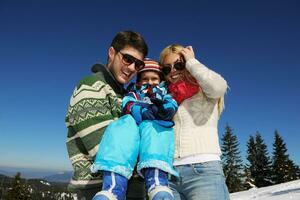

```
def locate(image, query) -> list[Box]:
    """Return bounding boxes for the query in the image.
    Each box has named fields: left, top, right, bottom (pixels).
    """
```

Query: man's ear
left=108, top=46, right=116, bottom=62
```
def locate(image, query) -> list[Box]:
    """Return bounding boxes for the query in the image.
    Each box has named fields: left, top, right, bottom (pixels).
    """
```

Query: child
left=91, top=59, right=178, bottom=200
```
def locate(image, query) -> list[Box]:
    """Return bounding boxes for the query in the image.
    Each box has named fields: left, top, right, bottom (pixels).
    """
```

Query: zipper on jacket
left=178, top=106, right=182, bottom=158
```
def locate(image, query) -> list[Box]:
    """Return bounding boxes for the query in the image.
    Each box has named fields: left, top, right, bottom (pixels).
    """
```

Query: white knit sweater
left=173, top=58, right=228, bottom=162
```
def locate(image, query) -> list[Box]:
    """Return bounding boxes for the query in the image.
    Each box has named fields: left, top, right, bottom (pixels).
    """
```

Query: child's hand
left=150, top=98, right=164, bottom=107
left=141, top=106, right=156, bottom=121
left=156, top=106, right=176, bottom=121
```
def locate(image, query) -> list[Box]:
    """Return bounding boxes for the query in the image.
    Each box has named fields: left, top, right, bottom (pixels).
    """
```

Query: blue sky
left=1, top=0, right=299, bottom=171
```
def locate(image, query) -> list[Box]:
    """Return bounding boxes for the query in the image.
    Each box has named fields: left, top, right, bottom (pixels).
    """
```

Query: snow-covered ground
left=40, top=180, right=51, bottom=186
left=230, top=180, right=300, bottom=200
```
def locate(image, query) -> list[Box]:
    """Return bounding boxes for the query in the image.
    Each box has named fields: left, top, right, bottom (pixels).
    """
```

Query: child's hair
left=136, top=59, right=164, bottom=83
left=160, top=44, right=225, bottom=116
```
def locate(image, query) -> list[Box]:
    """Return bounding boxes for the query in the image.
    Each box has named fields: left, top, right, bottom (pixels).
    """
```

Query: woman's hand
left=180, top=46, right=195, bottom=62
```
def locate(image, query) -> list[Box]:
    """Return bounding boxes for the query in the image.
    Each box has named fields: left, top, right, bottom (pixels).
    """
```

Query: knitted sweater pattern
left=65, top=64, right=123, bottom=191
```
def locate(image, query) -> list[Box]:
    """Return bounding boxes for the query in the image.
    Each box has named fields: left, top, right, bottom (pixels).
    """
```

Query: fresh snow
left=230, top=179, right=300, bottom=200
left=40, top=180, right=51, bottom=186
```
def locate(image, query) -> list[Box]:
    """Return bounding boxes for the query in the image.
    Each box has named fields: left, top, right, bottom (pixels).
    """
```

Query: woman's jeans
left=169, top=161, right=230, bottom=200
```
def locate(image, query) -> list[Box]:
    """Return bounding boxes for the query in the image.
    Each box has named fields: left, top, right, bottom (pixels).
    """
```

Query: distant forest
left=0, top=173, right=77, bottom=200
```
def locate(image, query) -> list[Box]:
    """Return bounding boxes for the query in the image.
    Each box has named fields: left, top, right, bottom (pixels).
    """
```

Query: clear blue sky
left=1, top=0, right=299, bottom=171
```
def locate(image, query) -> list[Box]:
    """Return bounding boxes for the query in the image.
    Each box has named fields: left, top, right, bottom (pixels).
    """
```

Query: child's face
left=139, top=71, right=161, bottom=85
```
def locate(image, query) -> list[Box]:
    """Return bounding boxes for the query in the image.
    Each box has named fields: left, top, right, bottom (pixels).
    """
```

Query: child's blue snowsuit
left=91, top=82, right=179, bottom=179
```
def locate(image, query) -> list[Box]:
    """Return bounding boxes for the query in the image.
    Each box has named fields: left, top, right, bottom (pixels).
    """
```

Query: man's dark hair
left=111, top=31, right=148, bottom=58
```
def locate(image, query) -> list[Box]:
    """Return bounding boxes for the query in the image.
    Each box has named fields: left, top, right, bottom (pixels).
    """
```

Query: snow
left=40, top=180, right=51, bottom=186
left=59, top=192, right=78, bottom=199
left=230, top=180, right=300, bottom=200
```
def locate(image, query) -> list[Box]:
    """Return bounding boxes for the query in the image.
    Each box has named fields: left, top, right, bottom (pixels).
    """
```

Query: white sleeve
left=185, top=58, right=228, bottom=99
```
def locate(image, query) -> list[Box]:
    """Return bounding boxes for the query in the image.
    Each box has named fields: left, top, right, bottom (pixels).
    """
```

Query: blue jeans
left=169, top=161, right=230, bottom=200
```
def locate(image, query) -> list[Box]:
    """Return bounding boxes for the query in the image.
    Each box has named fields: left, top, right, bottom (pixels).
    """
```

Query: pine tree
left=243, top=166, right=255, bottom=190
left=272, top=130, right=298, bottom=184
left=286, top=159, right=299, bottom=181
left=6, top=172, right=31, bottom=200
left=296, top=165, right=300, bottom=179
left=221, top=124, right=244, bottom=192
left=245, top=135, right=256, bottom=188
left=254, top=132, right=272, bottom=187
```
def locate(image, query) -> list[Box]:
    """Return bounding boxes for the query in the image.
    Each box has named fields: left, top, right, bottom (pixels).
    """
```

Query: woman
left=159, top=44, right=230, bottom=200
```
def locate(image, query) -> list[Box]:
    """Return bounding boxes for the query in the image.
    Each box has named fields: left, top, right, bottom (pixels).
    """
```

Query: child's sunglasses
left=160, top=61, right=186, bottom=75
left=119, top=52, right=145, bottom=71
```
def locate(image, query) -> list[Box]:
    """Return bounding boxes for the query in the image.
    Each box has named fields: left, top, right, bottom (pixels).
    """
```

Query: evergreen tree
left=221, top=124, right=244, bottom=192
left=243, top=166, right=255, bottom=190
left=286, top=159, right=299, bottom=181
left=254, top=132, right=272, bottom=187
left=272, top=130, right=298, bottom=183
left=296, top=165, right=300, bottom=179
left=6, top=172, right=31, bottom=200
left=245, top=135, right=256, bottom=188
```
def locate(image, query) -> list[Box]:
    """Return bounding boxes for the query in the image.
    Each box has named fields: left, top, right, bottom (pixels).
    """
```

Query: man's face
left=108, top=46, right=144, bottom=84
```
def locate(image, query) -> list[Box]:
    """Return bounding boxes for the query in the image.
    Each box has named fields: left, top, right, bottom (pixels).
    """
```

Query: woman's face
left=161, top=52, right=186, bottom=83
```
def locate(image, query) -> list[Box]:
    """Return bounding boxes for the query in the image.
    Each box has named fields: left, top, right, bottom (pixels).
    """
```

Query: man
left=65, top=31, right=148, bottom=200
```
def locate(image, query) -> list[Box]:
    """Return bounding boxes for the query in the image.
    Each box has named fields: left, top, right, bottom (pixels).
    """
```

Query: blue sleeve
left=122, top=92, right=137, bottom=114
left=123, top=91, right=157, bottom=124
left=156, top=94, right=178, bottom=121
left=130, top=103, right=156, bottom=124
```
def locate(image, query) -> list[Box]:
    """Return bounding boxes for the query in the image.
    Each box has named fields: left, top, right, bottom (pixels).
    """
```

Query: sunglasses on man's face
left=119, top=52, right=145, bottom=71
left=161, top=61, right=186, bottom=75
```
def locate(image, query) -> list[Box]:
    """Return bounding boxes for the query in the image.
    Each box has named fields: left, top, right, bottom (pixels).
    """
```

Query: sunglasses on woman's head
left=161, top=60, right=186, bottom=75
left=118, top=52, right=145, bottom=71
